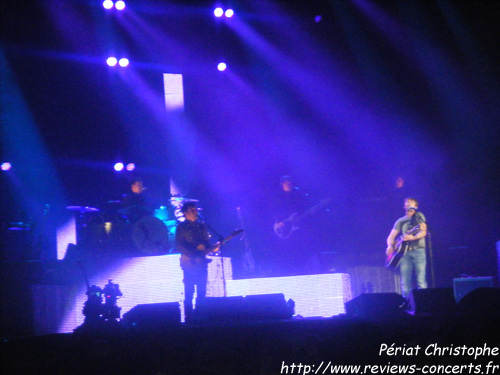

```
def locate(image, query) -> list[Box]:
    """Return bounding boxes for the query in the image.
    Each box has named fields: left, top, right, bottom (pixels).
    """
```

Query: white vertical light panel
left=163, top=73, right=184, bottom=111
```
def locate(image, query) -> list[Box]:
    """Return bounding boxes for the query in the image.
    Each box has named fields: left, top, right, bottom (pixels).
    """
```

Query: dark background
left=1, top=0, right=499, bottom=285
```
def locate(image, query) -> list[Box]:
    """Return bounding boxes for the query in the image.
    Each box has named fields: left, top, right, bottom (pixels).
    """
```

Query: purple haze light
left=103, top=0, right=114, bottom=9
left=119, top=58, right=129, bottom=67
left=115, top=1, right=126, bottom=11
left=217, top=62, right=227, bottom=71
left=315, top=15, right=322, bottom=23
left=107, top=57, right=118, bottom=66
left=214, top=7, right=224, bottom=17
left=1, top=162, right=12, bottom=171
left=225, top=9, right=234, bottom=18
left=114, top=162, right=124, bottom=171
left=126, top=163, right=135, bottom=171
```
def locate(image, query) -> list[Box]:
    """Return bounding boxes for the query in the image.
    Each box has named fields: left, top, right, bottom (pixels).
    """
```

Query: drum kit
left=66, top=196, right=199, bottom=257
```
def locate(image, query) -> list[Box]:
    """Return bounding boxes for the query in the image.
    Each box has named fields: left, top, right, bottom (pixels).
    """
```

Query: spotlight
left=115, top=1, right=126, bottom=10
left=1, top=162, right=12, bottom=171
left=214, top=7, right=224, bottom=17
left=314, top=15, right=322, bottom=23
left=217, top=62, right=227, bottom=71
left=114, top=162, right=124, bottom=171
left=126, top=163, right=135, bottom=171
left=103, top=0, right=114, bottom=9
left=225, top=9, right=234, bottom=18
left=107, top=57, right=118, bottom=66
left=118, top=58, right=129, bottom=67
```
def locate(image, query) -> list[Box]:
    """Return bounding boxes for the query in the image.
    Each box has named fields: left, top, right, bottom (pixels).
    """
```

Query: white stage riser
left=30, top=254, right=351, bottom=334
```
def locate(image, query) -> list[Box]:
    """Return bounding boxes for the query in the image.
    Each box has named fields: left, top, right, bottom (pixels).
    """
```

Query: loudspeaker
left=453, top=277, right=496, bottom=303
left=194, top=294, right=292, bottom=323
left=344, top=293, right=405, bottom=319
left=456, top=287, right=500, bottom=315
left=244, top=293, right=292, bottom=320
left=122, top=302, right=181, bottom=330
left=409, top=288, right=456, bottom=316
left=194, top=296, right=246, bottom=322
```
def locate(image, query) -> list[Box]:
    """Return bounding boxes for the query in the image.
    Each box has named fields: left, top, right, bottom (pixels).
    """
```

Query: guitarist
left=271, top=175, right=313, bottom=276
left=386, top=197, right=428, bottom=299
left=175, top=202, right=220, bottom=322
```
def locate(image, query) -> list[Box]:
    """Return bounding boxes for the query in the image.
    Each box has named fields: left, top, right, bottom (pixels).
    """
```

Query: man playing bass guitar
left=386, top=197, right=428, bottom=299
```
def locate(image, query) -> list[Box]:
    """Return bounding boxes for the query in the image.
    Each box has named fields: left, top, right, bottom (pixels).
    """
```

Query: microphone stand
left=427, top=229, right=435, bottom=288
left=203, top=220, right=227, bottom=298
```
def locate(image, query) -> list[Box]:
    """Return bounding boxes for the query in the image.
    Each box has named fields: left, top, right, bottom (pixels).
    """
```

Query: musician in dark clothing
left=120, top=177, right=152, bottom=222
left=272, top=176, right=310, bottom=229
left=270, top=176, right=313, bottom=276
left=176, top=202, right=220, bottom=322
left=386, top=197, right=428, bottom=298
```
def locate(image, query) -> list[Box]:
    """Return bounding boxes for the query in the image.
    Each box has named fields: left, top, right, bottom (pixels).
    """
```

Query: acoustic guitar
left=385, top=225, right=421, bottom=269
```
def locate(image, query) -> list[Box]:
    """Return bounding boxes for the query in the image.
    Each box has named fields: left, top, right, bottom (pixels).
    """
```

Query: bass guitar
left=385, top=225, right=421, bottom=269
left=180, top=229, right=243, bottom=270
left=273, top=198, right=331, bottom=239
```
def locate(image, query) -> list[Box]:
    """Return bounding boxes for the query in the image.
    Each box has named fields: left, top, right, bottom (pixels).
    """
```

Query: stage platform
left=4, top=254, right=352, bottom=336
left=2, top=309, right=500, bottom=375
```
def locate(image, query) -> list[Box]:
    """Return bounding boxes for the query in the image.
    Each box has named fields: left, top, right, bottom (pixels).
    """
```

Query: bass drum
left=132, top=216, right=170, bottom=256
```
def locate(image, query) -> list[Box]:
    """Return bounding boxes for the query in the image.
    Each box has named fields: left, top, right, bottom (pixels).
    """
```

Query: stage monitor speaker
left=453, top=277, right=496, bottom=303
left=344, top=293, right=405, bottom=319
left=409, top=288, right=456, bottom=316
left=194, top=294, right=292, bottom=323
left=194, top=296, right=246, bottom=323
left=122, top=302, right=181, bottom=330
left=456, top=287, right=500, bottom=315
left=244, top=293, right=292, bottom=320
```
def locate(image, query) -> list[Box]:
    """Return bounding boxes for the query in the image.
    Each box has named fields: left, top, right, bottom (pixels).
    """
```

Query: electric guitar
left=385, top=225, right=421, bottom=269
left=180, top=229, right=243, bottom=270
left=273, top=198, right=332, bottom=239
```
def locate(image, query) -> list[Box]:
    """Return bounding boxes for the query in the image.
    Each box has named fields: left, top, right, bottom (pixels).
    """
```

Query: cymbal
left=169, top=197, right=199, bottom=203
left=7, top=222, right=31, bottom=230
left=66, top=206, right=100, bottom=213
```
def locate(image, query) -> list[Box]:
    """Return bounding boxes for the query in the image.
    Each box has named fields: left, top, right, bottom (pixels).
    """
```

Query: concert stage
left=3, top=300, right=500, bottom=375
left=2, top=255, right=500, bottom=375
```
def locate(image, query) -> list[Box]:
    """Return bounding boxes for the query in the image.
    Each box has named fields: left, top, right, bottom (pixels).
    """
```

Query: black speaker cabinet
left=456, top=287, right=500, bottom=315
left=122, top=302, right=181, bottom=330
left=409, top=288, right=456, bottom=316
left=344, top=293, right=405, bottom=319
left=453, top=277, right=496, bottom=303
left=194, top=294, right=292, bottom=323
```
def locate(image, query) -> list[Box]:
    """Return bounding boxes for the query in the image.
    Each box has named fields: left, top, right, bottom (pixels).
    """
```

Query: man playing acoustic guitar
left=386, top=197, right=428, bottom=299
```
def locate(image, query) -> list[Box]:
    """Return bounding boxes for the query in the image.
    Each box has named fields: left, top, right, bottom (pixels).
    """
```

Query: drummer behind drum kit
left=66, top=197, right=199, bottom=258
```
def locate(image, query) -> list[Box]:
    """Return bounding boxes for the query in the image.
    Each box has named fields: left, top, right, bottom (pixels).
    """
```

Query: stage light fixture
left=114, top=162, right=124, bottom=171
left=1, top=162, right=12, bottom=171
left=217, top=62, right=227, bottom=71
left=126, top=163, right=135, bottom=171
left=225, top=9, right=234, bottom=18
left=107, top=57, right=118, bottom=66
left=214, top=7, right=224, bottom=17
left=115, top=1, right=126, bottom=10
left=103, top=0, right=114, bottom=9
left=118, top=58, right=129, bottom=67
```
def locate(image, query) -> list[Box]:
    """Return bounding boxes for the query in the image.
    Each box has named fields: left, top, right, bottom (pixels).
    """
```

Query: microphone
left=408, top=207, right=418, bottom=211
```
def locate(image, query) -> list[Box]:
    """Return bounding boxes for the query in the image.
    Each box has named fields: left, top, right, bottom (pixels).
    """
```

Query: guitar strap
left=408, top=212, right=424, bottom=251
